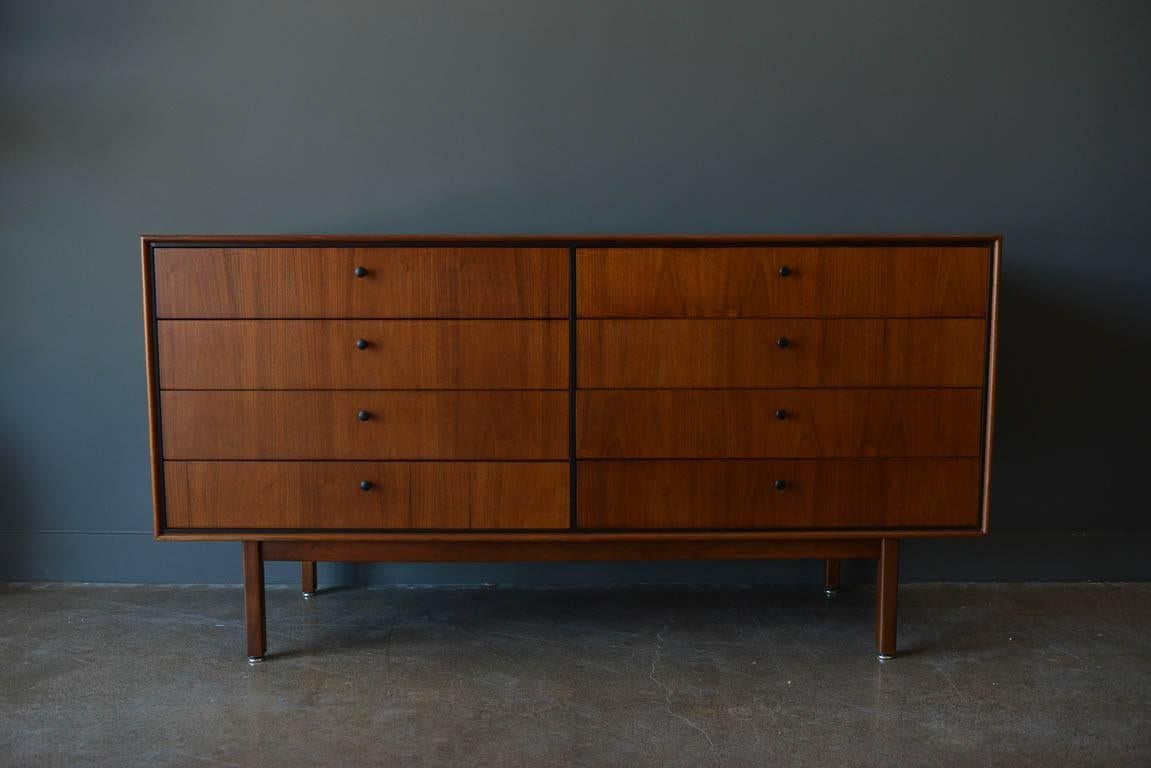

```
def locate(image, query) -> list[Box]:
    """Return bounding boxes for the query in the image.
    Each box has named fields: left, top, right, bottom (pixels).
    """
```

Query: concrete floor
left=1, top=583, right=1149, bottom=767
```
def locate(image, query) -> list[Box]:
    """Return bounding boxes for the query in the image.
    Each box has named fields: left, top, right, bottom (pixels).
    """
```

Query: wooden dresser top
left=144, top=234, right=1002, bottom=246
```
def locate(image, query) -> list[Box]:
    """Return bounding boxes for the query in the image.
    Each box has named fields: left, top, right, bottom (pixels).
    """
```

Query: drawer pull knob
left=357, top=410, right=371, bottom=422
left=355, top=338, right=369, bottom=350
left=359, top=480, right=373, bottom=491
left=774, top=479, right=787, bottom=491
left=778, top=265, right=792, bottom=277
left=776, top=337, right=790, bottom=349
left=353, top=266, right=368, bottom=278
left=775, top=409, right=788, bottom=420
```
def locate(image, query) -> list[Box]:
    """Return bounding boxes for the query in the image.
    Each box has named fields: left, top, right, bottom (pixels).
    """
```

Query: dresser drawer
left=577, top=459, right=980, bottom=529
left=164, top=461, right=570, bottom=529
left=579, top=319, right=985, bottom=388
left=162, top=391, right=568, bottom=460
left=578, top=246, right=989, bottom=318
left=154, top=247, right=569, bottom=318
left=577, top=389, right=982, bottom=458
left=157, top=320, right=567, bottom=389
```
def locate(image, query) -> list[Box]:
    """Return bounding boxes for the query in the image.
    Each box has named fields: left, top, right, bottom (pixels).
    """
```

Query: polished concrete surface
left=2, top=582, right=1149, bottom=767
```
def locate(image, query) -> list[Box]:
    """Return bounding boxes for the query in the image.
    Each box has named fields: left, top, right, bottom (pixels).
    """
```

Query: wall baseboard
left=1, top=531, right=1148, bottom=585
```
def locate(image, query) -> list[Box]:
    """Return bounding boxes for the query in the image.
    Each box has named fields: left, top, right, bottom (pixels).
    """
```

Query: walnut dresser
left=142, top=234, right=1000, bottom=662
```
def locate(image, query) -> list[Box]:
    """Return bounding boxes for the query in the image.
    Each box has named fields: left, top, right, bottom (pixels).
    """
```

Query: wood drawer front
left=579, top=319, right=986, bottom=388
left=154, top=247, right=569, bottom=318
left=162, top=391, right=567, bottom=460
left=578, top=459, right=980, bottom=529
left=157, top=320, right=567, bottom=389
left=164, top=462, right=570, bottom=530
left=578, top=246, right=989, bottom=318
left=577, top=389, right=982, bottom=459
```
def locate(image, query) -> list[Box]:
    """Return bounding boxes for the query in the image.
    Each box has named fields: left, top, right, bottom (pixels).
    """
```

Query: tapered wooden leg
left=824, top=558, right=842, bottom=596
left=301, top=561, right=317, bottom=598
left=242, top=541, right=266, bottom=663
left=875, top=538, right=900, bottom=660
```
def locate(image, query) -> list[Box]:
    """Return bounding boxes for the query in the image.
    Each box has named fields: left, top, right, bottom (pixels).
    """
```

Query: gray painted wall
left=3, top=1, right=1150, bottom=585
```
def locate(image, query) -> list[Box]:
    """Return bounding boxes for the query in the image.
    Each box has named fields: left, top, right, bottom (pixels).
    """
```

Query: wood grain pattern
left=144, top=234, right=1003, bottom=246
left=576, top=389, right=982, bottom=458
left=824, top=559, right=842, bottom=593
left=578, top=459, right=981, bottom=529
left=981, top=240, right=1002, bottom=533
left=143, top=234, right=1001, bottom=546
left=157, top=320, right=567, bottom=389
left=154, top=247, right=569, bottom=318
left=142, top=240, right=165, bottom=536
left=141, top=234, right=1002, bottom=661
left=162, top=528, right=986, bottom=542
left=301, top=561, right=317, bottom=595
left=262, top=538, right=883, bottom=562
left=876, top=538, right=900, bottom=657
left=579, top=319, right=986, bottom=388
left=164, top=462, right=570, bottom=530
left=577, top=246, right=989, bottom=318
left=162, top=390, right=568, bottom=460
left=242, top=542, right=266, bottom=659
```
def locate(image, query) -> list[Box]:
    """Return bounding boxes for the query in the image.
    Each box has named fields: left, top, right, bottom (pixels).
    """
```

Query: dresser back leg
left=301, top=561, right=317, bottom=598
left=824, top=558, right=842, bottom=596
left=242, top=541, right=267, bottom=662
left=875, top=538, right=900, bottom=660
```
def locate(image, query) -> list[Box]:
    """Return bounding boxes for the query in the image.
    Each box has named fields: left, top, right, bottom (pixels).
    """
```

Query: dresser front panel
left=578, top=319, right=986, bottom=388
left=578, top=246, right=989, bottom=318
left=158, top=320, right=568, bottom=389
left=164, top=461, right=570, bottom=530
left=155, top=247, right=569, bottom=318
left=577, top=459, right=981, bottom=529
left=162, top=391, right=568, bottom=460
left=577, top=389, right=982, bottom=459
left=145, top=236, right=998, bottom=539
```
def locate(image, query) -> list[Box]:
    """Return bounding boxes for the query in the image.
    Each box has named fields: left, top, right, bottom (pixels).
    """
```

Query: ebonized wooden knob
left=355, top=338, right=368, bottom=350
left=775, top=409, right=788, bottom=420
left=360, top=480, right=373, bottom=491
left=354, top=266, right=367, bottom=277
left=778, top=266, right=792, bottom=277
left=774, top=479, right=787, bottom=491
left=357, top=410, right=371, bottom=421
left=776, top=337, right=790, bottom=349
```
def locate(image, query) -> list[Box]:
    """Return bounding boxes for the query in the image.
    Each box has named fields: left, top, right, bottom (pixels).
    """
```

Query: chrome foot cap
left=302, top=592, right=316, bottom=599
left=877, top=653, right=895, bottom=662
left=824, top=588, right=838, bottom=597
left=247, top=656, right=265, bottom=664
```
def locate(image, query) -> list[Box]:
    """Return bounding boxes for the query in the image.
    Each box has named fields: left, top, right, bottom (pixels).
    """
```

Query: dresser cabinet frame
left=142, top=234, right=1001, bottom=662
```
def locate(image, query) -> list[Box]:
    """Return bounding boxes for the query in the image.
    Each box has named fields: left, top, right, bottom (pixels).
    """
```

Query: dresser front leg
left=301, top=561, right=317, bottom=598
left=824, top=558, right=842, bottom=596
left=242, top=541, right=267, bottom=663
left=875, top=538, right=900, bottom=660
